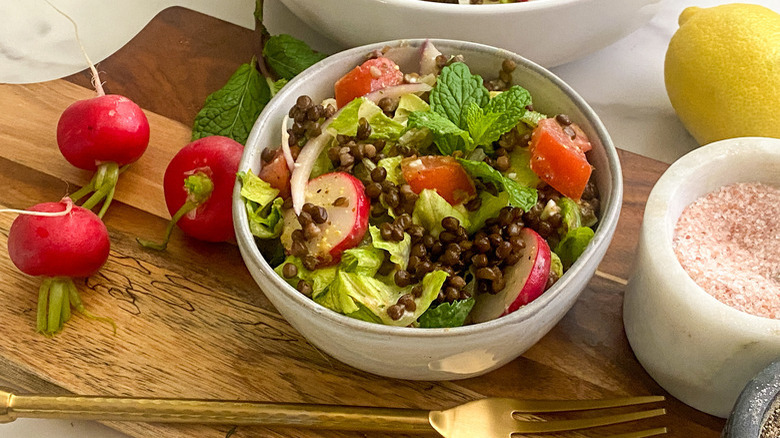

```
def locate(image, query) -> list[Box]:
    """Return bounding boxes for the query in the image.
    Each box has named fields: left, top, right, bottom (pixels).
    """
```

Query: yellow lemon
left=664, top=3, right=780, bottom=145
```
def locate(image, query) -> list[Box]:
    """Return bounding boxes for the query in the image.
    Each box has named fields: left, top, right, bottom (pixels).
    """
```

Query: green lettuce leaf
left=192, top=59, right=269, bottom=144
left=550, top=251, right=563, bottom=280
left=369, top=226, right=411, bottom=270
left=554, top=226, right=595, bottom=269
left=263, top=34, right=327, bottom=80
left=238, top=170, right=284, bottom=239
left=467, top=191, right=510, bottom=234
left=319, top=270, right=448, bottom=326
left=456, top=159, right=537, bottom=212
left=418, top=297, right=475, bottom=328
left=274, top=256, right=338, bottom=299
left=558, top=197, right=582, bottom=234
left=376, top=156, right=404, bottom=185
left=506, top=146, right=542, bottom=188
left=341, top=246, right=385, bottom=277
left=328, top=97, right=405, bottom=141
left=412, top=189, right=470, bottom=238
left=394, top=93, right=430, bottom=123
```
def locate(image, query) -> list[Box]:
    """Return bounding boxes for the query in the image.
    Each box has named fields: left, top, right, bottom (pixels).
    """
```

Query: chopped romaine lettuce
left=393, top=93, right=430, bottom=123
left=318, top=270, right=448, bottom=326
left=369, top=226, right=411, bottom=270
left=412, top=189, right=470, bottom=237
left=418, top=297, right=475, bottom=328
left=274, top=255, right=338, bottom=299
left=239, top=170, right=284, bottom=239
left=376, top=155, right=404, bottom=186
left=554, top=226, right=595, bottom=269
left=467, top=191, right=510, bottom=234
left=341, top=246, right=385, bottom=277
left=327, top=97, right=405, bottom=141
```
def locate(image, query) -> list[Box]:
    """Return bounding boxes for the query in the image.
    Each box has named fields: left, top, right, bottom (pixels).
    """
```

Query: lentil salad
left=240, top=42, right=600, bottom=328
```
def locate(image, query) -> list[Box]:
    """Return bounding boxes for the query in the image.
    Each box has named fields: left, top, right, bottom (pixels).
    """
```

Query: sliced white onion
left=382, top=45, right=422, bottom=73
left=364, top=82, right=432, bottom=103
left=419, top=40, right=443, bottom=76
left=280, top=115, right=295, bottom=172
left=290, top=82, right=432, bottom=215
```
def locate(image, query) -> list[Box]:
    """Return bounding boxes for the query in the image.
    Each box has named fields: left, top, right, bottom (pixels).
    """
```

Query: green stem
left=68, top=181, right=95, bottom=204
left=137, top=172, right=214, bottom=251
left=36, top=279, right=52, bottom=333
left=35, top=278, right=115, bottom=335
left=81, top=162, right=119, bottom=212
left=67, top=280, right=116, bottom=334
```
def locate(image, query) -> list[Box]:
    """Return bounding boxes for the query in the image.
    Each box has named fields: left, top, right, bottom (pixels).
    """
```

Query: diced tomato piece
left=257, top=148, right=291, bottom=199
left=401, top=156, right=476, bottom=205
left=529, top=118, right=593, bottom=200
left=334, top=57, right=404, bottom=108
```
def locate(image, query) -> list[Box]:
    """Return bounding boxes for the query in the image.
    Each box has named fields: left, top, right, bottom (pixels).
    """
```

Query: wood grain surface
left=0, top=6, right=724, bottom=438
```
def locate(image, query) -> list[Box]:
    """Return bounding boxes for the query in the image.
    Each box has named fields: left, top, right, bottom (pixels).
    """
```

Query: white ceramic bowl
left=278, top=0, right=661, bottom=68
left=624, top=137, right=780, bottom=418
left=234, top=39, right=622, bottom=380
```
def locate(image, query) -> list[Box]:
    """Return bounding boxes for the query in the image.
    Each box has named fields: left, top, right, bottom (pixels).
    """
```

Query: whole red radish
left=138, top=136, right=244, bottom=250
left=51, top=9, right=150, bottom=218
left=57, top=94, right=149, bottom=171
left=6, top=197, right=114, bottom=335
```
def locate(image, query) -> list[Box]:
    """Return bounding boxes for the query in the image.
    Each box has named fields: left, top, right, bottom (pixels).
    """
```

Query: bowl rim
left=642, top=136, right=780, bottom=327
left=319, top=0, right=605, bottom=14
left=233, top=38, right=623, bottom=338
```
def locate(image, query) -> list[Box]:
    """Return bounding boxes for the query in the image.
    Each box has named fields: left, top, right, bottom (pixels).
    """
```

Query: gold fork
left=0, top=389, right=666, bottom=437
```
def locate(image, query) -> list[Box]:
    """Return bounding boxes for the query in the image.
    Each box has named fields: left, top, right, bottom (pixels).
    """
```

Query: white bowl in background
left=278, top=0, right=661, bottom=68
left=234, top=39, right=622, bottom=380
left=624, top=137, right=780, bottom=418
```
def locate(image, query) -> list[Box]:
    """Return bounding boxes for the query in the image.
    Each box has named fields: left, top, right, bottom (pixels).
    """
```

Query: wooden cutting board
left=0, top=6, right=724, bottom=438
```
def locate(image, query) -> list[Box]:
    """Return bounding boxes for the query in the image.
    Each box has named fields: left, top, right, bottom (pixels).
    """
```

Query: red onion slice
left=419, top=40, right=443, bottom=76
left=290, top=82, right=433, bottom=214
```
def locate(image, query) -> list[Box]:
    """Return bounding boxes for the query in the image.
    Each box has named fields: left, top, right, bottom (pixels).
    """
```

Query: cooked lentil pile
left=245, top=44, right=600, bottom=327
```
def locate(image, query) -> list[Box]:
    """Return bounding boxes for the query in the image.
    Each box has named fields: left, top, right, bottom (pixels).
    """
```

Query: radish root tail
left=0, top=197, right=73, bottom=218
left=43, top=0, right=105, bottom=97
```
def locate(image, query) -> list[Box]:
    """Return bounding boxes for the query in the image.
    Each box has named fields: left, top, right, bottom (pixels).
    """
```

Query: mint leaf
left=263, top=34, right=327, bottom=80
left=464, top=102, right=504, bottom=147
left=192, top=60, right=269, bottom=144
left=407, top=110, right=473, bottom=155
left=429, top=62, right=490, bottom=130
left=418, top=297, right=475, bottom=328
left=456, top=159, right=537, bottom=212
left=484, top=85, right=532, bottom=123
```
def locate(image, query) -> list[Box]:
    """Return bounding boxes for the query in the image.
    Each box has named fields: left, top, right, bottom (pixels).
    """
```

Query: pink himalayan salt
left=673, top=182, right=780, bottom=319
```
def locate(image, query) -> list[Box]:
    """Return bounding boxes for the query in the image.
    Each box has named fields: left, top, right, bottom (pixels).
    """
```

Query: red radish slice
left=281, top=172, right=369, bottom=266
left=290, top=82, right=432, bottom=215
left=471, top=228, right=552, bottom=323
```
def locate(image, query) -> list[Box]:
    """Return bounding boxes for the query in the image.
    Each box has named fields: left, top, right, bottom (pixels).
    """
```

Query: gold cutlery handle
left=0, top=389, right=433, bottom=433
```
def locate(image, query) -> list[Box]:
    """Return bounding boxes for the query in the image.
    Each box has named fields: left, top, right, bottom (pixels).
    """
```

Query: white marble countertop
left=0, top=0, right=776, bottom=436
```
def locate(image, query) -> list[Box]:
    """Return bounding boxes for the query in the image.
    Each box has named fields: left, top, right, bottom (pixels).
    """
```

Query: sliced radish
left=281, top=172, right=369, bottom=266
left=471, top=228, right=552, bottom=323
left=290, top=82, right=432, bottom=215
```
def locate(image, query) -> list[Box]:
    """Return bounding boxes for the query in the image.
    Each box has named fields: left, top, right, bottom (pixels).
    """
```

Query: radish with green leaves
left=49, top=1, right=149, bottom=218
left=138, top=136, right=244, bottom=250
left=5, top=198, right=115, bottom=335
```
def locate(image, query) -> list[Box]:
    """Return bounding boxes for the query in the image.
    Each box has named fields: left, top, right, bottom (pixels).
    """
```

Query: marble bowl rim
left=640, top=136, right=780, bottom=328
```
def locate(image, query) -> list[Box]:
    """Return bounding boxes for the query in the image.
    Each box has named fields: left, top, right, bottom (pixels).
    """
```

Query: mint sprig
left=413, top=63, right=533, bottom=154
left=191, top=59, right=270, bottom=144
left=263, top=34, right=327, bottom=80
left=456, top=158, right=537, bottom=212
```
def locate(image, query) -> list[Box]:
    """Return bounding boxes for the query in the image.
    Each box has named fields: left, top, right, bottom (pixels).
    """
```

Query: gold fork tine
left=607, top=427, right=668, bottom=438
left=509, top=396, right=664, bottom=413
left=514, top=408, right=666, bottom=433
